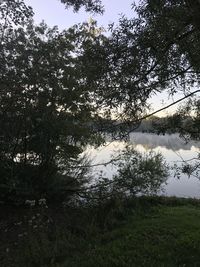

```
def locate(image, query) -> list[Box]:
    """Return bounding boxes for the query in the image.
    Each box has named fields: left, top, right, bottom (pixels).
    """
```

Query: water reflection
left=130, top=132, right=199, bottom=151
left=88, top=133, right=200, bottom=198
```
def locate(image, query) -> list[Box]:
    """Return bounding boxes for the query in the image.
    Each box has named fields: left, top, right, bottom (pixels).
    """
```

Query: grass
left=60, top=203, right=200, bottom=267
left=1, top=197, right=200, bottom=266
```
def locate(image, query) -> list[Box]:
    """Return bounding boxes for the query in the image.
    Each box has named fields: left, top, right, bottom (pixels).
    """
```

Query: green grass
left=61, top=205, right=200, bottom=267
left=2, top=197, right=200, bottom=266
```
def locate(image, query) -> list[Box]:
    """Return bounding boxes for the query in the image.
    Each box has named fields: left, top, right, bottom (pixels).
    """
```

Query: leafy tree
left=60, top=0, right=104, bottom=13
left=153, top=98, right=200, bottom=178
left=0, top=1, right=103, bottom=202
left=112, top=147, right=169, bottom=196
left=83, top=147, right=169, bottom=205
left=153, top=98, right=200, bottom=140
left=83, top=0, right=200, bottom=128
left=127, top=0, right=200, bottom=178
left=79, top=0, right=200, bottom=179
left=1, top=0, right=200, bottom=202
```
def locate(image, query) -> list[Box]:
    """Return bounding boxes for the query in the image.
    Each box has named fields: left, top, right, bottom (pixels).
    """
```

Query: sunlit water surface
left=86, top=133, right=200, bottom=198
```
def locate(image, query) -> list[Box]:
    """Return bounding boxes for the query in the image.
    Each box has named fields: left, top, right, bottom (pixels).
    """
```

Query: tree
left=81, top=147, right=168, bottom=206
left=152, top=98, right=200, bottom=178
left=83, top=0, right=200, bottom=126
left=60, top=0, right=104, bottom=13
left=1, top=0, right=200, bottom=202
left=107, top=0, right=200, bottom=177
left=0, top=1, right=104, bottom=202
left=129, top=0, right=200, bottom=178
left=79, top=0, right=200, bottom=178
left=112, top=147, right=168, bottom=196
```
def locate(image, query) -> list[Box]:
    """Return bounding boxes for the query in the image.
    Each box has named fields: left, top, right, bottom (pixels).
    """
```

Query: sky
left=24, top=0, right=135, bottom=30
left=23, top=0, right=186, bottom=117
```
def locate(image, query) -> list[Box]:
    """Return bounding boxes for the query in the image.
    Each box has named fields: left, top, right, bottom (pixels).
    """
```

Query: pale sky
left=24, top=0, right=135, bottom=30
left=24, top=0, right=189, bottom=117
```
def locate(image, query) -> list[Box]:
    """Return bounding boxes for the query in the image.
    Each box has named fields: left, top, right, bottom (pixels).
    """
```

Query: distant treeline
left=98, top=115, right=195, bottom=135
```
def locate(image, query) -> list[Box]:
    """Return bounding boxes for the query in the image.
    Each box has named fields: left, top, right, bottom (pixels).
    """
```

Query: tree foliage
left=127, top=0, right=200, bottom=178
left=75, top=1, right=199, bottom=134
left=153, top=98, right=200, bottom=178
left=83, top=147, right=169, bottom=206
left=112, top=147, right=169, bottom=196
left=133, top=0, right=200, bottom=88
left=60, top=0, right=104, bottom=13
left=85, top=0, right=200, bottom=179
left=1, top=0, right=200, bottom=202
left=0, top=1, right=104, bottom=202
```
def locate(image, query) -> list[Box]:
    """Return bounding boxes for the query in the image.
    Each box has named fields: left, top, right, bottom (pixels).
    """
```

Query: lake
left=87, top=133, right=200, bottom=198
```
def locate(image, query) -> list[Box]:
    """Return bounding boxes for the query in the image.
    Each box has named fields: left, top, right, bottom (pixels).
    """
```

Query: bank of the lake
left=1, top=196, right=200, bottom=267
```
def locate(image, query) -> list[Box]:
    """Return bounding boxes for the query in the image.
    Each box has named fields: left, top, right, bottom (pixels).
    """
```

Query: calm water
left=87, top=133, right=200, bottom=198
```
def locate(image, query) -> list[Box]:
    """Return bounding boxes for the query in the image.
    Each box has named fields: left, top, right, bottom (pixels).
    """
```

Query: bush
left=112, top=146, right=169, bottom=196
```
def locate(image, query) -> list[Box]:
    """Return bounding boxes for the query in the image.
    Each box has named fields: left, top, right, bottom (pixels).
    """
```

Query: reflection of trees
left=129, top=133, right=200, bottom=151
left=139, top=143, right=152, bottom=151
